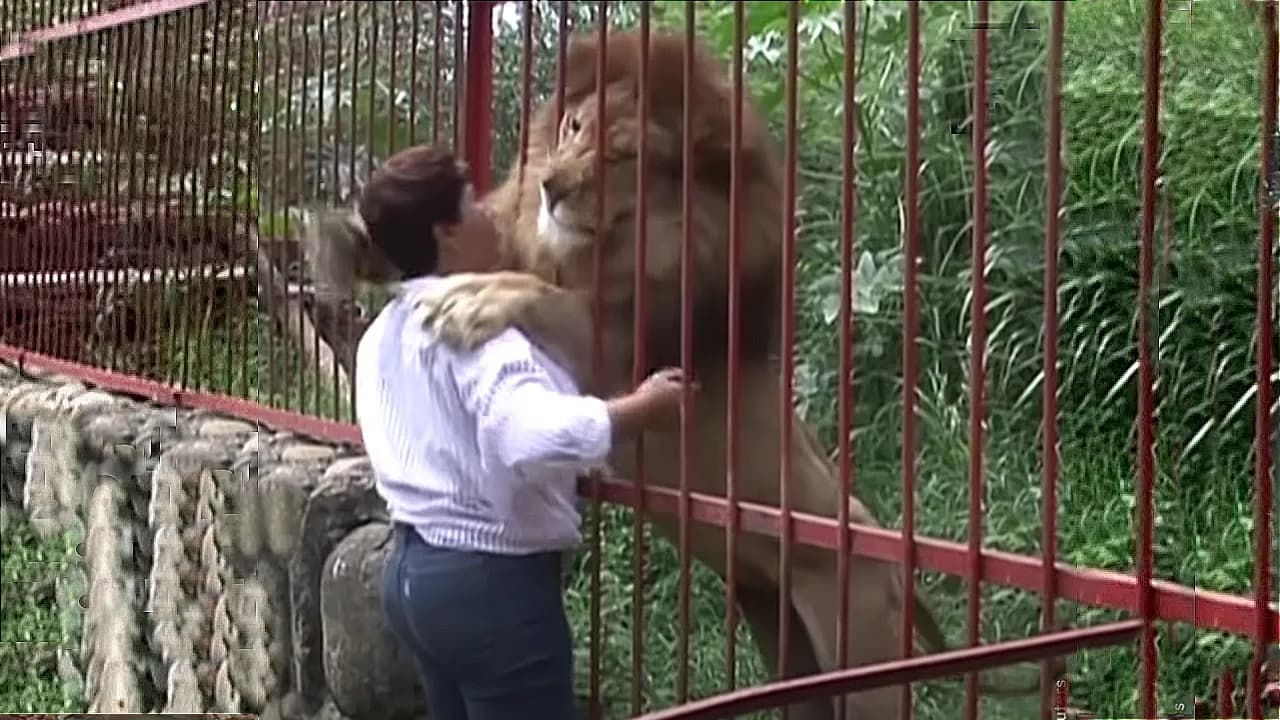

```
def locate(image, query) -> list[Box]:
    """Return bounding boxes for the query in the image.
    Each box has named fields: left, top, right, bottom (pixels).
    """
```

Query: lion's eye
left=568, top=117, right=581, bottom=133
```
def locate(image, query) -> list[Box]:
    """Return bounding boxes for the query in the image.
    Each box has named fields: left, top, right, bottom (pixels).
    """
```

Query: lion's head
left=534, top=79, right=662, bottom=260
left=487, top=27, right=786, bottom=374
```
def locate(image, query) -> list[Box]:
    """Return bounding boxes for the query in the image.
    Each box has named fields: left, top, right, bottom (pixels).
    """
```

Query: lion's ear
left=564, top=32, right=600, bottom=100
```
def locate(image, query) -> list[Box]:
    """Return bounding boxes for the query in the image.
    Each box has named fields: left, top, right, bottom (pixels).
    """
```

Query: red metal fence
left=1, top=1, right=1277, bottom=718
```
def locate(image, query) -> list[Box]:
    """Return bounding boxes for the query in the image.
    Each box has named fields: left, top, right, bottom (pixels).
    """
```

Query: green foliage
left=0, top=513, right=83, bottom=713
left=535, top=2, right=1271, bottom=715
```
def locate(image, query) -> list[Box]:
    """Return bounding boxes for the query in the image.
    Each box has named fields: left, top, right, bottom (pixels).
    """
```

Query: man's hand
left=606, top=367, right=698, bottom=440
left=632, top=367, right=695, bottom=424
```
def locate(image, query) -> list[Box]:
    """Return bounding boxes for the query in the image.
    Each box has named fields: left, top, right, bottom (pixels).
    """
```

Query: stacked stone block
left=0, top=361, right=425, bottom=720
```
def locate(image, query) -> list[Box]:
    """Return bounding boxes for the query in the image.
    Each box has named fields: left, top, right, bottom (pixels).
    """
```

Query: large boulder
left=320, top=521, right=425, bottom=720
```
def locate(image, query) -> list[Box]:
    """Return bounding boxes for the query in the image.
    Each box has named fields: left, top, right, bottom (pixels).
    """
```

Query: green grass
left=0, top=510, right=83, bottom=713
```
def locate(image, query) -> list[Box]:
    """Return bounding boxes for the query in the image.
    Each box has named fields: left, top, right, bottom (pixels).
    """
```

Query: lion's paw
left=408, top=272, right=554, bottom=351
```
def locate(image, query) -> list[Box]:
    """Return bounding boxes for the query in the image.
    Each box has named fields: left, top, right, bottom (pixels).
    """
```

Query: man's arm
left=450, top=327, right=614, bottom=474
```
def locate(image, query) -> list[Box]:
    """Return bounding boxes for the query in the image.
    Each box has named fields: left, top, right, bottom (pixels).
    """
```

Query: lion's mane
left=484, top=29, right=788, bottom=380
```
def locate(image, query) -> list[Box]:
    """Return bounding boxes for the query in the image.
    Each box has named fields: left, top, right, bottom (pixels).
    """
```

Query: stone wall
left=0, top=360, right=425, bottom=720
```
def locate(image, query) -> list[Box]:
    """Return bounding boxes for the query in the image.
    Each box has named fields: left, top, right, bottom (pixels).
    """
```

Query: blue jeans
left=381, top=523, right=582, bottom=720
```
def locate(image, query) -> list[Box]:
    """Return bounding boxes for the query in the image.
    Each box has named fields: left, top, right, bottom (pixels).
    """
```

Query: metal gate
left=0, top=1, right=1276, bottom=718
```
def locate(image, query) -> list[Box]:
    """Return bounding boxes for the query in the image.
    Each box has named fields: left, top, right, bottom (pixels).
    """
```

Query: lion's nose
left=541, top=178, right=568, bottom=212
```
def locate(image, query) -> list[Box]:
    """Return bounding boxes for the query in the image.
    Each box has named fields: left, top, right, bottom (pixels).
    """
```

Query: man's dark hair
left=360, top=144, right=468, bottom=278
left=305, top=144, right=468, bottom=297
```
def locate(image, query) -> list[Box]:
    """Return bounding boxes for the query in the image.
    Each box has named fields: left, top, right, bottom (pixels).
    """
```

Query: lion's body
left=412, top=28, right=1045, bottom=718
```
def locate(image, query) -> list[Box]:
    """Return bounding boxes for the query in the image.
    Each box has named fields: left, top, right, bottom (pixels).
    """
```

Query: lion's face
left=488, top=27, right=784, bottom=380
left=535, top=81, right=683, bottom=261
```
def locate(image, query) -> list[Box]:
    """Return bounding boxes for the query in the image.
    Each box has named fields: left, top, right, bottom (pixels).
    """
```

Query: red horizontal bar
left=3, top=344, right=1273, bottom=644
left=583, top=478, right=1278, bottom=640
left=0, top=0, right=208, bottom=62
left=0, top=345, right=361, bottom=446
left=634, top=620, right=1142, bottom=720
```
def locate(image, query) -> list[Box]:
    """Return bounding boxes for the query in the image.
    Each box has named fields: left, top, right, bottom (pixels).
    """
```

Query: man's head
left=358, top=144, right=501, bottom=276
left=305, top=144, right=502, bottom=300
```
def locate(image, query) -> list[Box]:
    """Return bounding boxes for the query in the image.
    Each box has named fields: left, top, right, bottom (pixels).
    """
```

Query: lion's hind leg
left=789, top=548, right=906, bottom=719
left=407, top=271, right=560, bottom=351
left=737, top=584, right=835, bottom=720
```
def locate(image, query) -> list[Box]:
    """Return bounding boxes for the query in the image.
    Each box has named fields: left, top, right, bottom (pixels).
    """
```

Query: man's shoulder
left=354, top=303, right=389, bottom=361
left=447, top=327, right=539, bottom=371
left=367, top=275, right=539, bottom=369
left=354, top=295, right=438, bottom=372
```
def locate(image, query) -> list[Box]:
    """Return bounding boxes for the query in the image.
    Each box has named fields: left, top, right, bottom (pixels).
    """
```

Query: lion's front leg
left=407, top=271, right=599, bottom=389
left=407, top=271, right=560, bottom=351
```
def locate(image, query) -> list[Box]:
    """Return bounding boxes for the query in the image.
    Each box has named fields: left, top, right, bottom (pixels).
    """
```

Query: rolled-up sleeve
left=450, top=328, right=612, bottom=474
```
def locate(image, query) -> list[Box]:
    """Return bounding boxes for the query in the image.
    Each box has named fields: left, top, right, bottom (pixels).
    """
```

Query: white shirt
left=355, top=275, right=613, bottom=555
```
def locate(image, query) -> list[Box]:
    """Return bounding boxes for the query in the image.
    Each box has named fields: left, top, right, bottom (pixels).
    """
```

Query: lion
left=410, top=29, right=1052, bottom=718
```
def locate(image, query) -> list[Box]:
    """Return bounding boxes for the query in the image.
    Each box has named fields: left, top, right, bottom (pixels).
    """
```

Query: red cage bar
left=964, top=5, right=990, bottom=720
left=725, top=0, right=746, bottom=701
left=1136, top=1, right=1164, bottom=714
left=463, top=0, right=493, bottom=194
left=0, top=2, right=1276, bottom=719
left=1040, top=1, right=1065, bottom=715
left=1251, top=5, right=1278, bottom=720
left=632, top=3, right=653, bottom=713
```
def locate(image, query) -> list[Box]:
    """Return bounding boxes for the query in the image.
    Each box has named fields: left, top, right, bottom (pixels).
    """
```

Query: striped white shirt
left=355, top=275, right=613, bottom=555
